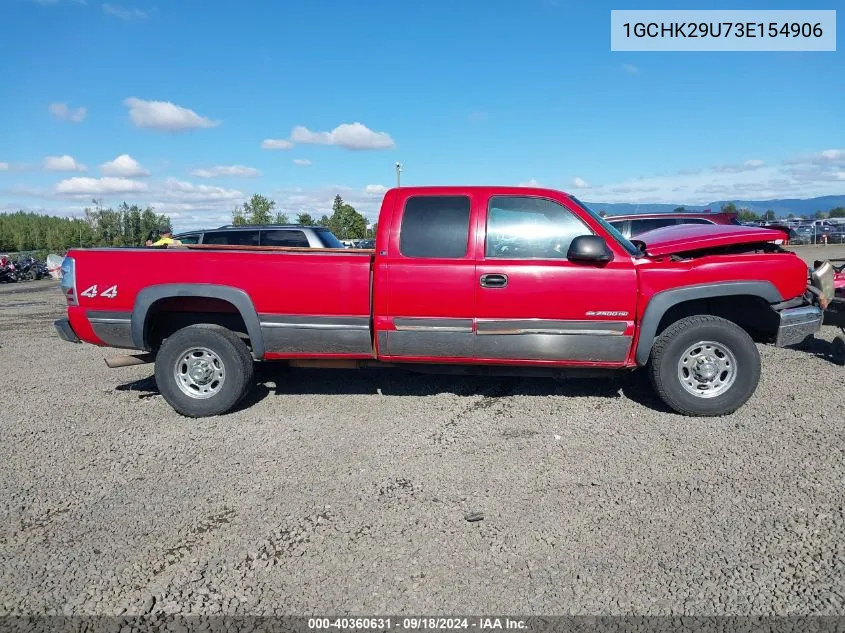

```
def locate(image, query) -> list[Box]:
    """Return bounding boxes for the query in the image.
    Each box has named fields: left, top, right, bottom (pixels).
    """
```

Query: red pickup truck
left=54, top=186, right=830, bottom=418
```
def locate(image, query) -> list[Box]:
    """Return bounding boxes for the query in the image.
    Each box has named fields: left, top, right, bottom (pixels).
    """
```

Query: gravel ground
left=0, top=253, right=844, bottom=617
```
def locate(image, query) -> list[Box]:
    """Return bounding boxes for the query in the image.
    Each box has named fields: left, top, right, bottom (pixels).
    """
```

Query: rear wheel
left=648, top=315, right=760, bottom=417
left=154, top=324, right=254, bottom=417
left=832, top=335, right=845, bottom=366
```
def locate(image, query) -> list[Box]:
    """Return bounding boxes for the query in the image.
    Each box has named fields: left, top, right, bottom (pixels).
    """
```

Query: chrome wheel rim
left=174, top=347, right=225, bottom=399
left=677, top=340, right=737, bottom=399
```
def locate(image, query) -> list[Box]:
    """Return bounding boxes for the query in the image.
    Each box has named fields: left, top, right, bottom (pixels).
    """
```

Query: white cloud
left=43, top=155, right=86, bottom=172
left=50, top=102, right=87, bottom=123
left=622, top=63, right=640, bottom=74
left=55, top=177, right=147, bottom=195
left=160, top=178, right=243, bottom=203
left=100, top=154, right=150, bottom=177
left=575, top=148, right=845, bottom=204
left=190, top=165, right=261, bottom=178
left=364, top=184, right=388, bottom=195
left=572, top=177, right=591, bottom=189
left=713, top=159, right=766, bottom=173
left=290, top=122, right=395, bottom=150
left=518, top=178, right=541, bottom=187
left=123, top=97, right=219, bottom=131
left=261, top=139, right=294, bottom=150
left=101, top=3, right=146, bottom=20
left=784, top=148, right=845, bottom=166
left=822, top=149, right=845, bottom=161
left=293, top=159, right=312, bottom=166
left=0, top=162, right=8, bottom=171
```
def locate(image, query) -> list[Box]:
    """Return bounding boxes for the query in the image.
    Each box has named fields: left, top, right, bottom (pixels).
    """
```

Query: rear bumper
left=54, top=318, right=81, bottom=344
left=774, top=305, right=823, bottom=347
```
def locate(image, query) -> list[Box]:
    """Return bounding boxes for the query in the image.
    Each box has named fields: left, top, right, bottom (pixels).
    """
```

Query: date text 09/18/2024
left=308, top=618, right=527, bottom=630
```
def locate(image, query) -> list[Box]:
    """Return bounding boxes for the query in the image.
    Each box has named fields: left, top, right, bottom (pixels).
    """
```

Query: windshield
left=568, top=196, right=640, bottom=256
left=315, top=229, right=344, bottom=249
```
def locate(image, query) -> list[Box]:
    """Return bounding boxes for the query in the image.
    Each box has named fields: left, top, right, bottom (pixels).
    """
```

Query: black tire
left=154, top=324, right=254, bottom=418
left=647, top=315, right=761, bottom=417
left=832, top=335, right=845, bottom=366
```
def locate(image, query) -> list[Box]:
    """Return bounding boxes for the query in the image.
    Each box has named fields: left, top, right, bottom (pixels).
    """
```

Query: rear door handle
left=480, top=273, right=508, bottom=288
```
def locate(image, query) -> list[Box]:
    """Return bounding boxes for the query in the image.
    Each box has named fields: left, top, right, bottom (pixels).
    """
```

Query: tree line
left=0, top=202, right=172, bottom=253
left=716, top=202, right=845, bottom=223
left=232, top=194, right=375, bottom=239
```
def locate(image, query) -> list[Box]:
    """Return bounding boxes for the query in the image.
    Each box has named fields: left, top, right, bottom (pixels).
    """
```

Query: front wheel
left=648, top=315, right=761, bottom=417
left=155, top=324, right=254, bottom=418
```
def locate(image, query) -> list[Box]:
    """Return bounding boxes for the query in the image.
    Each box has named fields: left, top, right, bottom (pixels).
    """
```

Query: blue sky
left=0, top=0, right=842, bottom=229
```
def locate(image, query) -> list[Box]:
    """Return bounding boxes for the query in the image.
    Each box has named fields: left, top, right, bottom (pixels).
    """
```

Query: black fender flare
left=131, top=284, right=265, bottom=359
left=634, top=281, right=783, bottom=366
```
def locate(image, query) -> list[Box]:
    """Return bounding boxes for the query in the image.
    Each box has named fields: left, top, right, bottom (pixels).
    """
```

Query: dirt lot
left=1, top=249, right=844, bottom=616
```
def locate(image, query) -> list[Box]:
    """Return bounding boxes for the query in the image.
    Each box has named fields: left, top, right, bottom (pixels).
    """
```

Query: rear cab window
left=399, top=196, right=471, bottom=258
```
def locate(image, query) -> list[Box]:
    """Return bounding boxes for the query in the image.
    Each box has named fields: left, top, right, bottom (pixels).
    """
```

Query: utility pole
left=395, top=162, right=402, bottom=188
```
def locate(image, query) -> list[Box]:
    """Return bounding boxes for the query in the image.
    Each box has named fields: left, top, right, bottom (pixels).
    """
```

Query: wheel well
left=144, top=297, right=250, bottom=351
left=655, top=295, right=780, bottom=343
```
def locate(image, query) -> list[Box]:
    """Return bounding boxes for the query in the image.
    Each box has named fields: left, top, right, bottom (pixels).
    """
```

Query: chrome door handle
left=480, top=273, right=508, bottom=288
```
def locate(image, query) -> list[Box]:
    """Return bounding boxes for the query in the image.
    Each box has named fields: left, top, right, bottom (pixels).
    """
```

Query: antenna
left=395, top=162, right=402, bottom=188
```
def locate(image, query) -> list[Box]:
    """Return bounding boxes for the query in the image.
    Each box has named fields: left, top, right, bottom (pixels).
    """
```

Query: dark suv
left=174, top=224, right=344, bottom=248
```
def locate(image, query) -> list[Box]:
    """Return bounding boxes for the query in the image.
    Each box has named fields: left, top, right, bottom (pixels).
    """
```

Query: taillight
left=59, top=256, right=78, bottom=306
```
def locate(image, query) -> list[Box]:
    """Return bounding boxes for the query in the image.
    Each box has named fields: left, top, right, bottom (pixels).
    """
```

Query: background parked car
left=605, top=210, right=742, bottom=239
left=174, top=224, right=345, bottom=248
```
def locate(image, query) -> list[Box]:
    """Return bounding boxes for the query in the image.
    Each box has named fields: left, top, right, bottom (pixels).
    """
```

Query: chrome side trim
left=86, top=310, right=132, bottom=322
left=382, top=331, right=474, bottom=357
left=259, top=315, right=369, bottom=330
left=475, top=334, right=632, bottom=362
left=394, top=318, right=473, bottom=333
left=261, top=326, right=373, bottom=355
left=476, top=319, right=626, bottom=336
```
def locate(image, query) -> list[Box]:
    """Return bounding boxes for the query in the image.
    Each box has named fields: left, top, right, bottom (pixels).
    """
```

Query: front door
left=474, top=194, right=637, bottom=365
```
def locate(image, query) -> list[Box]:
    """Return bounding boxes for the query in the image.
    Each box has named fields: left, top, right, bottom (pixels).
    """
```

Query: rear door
left=376, top=193, right=479, bottom=359
left=474, top=194, right=637, bottom=365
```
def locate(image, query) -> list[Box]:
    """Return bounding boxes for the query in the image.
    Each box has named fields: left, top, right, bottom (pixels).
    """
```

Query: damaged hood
left=634, top=224, right=789, bottom=257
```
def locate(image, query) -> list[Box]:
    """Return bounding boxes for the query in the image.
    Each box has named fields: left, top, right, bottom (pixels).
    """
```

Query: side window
left=678, top=218, right=713, bottom=225
left=399, top=195, right=471, bottom=258
left=203, top=231, right=259, bottom=246
left=176, top=233, right=201, bottom=244
left=629, top=218, right=678, bottom=236
left=260, top=230, right=309, bottom=247
left=486, top=196, right=592, bottom=259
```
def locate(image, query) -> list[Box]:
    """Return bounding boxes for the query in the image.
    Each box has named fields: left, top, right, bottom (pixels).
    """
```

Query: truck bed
left=66, top=247, right=376, bottom=358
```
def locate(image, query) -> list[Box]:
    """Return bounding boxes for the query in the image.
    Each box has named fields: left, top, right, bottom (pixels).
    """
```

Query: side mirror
left=567, top=235, right=614, bottom=263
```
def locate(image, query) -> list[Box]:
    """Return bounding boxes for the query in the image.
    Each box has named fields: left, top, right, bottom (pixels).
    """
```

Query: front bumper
left=54, top=318, right=81, bottom=343
left=775, top=305, right=823, bottom=347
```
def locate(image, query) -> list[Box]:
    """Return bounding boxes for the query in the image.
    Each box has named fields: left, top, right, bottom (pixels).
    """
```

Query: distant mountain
left=585, top=195, right=845, bottom=218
